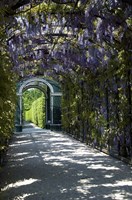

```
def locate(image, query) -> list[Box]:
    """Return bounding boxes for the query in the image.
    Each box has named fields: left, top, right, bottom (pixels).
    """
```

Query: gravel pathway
left=0, top=123, right=132, bottom=200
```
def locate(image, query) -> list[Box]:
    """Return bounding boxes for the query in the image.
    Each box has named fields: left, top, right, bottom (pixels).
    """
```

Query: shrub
left=25, top=96, right=46, bottom=128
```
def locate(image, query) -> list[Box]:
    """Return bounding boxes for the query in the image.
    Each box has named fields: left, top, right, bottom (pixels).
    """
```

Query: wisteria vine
left=0, top=0, right=132, bottom=158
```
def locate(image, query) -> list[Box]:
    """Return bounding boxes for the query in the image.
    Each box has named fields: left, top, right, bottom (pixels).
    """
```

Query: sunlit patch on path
left=0, top=123, right=132, bottom=200
left=1, top=178, right=40, bottom=191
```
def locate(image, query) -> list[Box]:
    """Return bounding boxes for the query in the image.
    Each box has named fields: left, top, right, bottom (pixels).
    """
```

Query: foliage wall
left=0, top=46, right=16, bottom=152
left=25, top=96, right=46, bottom=128
left=61, top=61, right=132, bottom=158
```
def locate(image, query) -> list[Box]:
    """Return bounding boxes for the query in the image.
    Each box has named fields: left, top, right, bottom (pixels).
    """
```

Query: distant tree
left=23, top=88, right=43, bottom=111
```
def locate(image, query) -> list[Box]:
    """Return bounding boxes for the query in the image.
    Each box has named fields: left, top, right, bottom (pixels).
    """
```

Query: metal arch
left=18, top=77, right=54, bottom=95
left=15, top=77, right=62, bottom=131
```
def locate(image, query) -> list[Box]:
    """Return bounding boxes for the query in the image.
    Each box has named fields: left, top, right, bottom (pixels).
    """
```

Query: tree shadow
left=0, top=126, right=132, bottom=200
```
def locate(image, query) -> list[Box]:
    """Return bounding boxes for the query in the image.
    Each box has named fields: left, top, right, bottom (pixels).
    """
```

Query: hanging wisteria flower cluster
left=2, top=0, right=131, bottom=78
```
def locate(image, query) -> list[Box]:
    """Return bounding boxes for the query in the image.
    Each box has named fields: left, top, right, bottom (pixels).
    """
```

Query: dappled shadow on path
left=0, top=126, right=132, bottom=200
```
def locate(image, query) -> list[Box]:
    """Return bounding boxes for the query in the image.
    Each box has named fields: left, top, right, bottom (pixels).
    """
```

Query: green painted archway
left=15, top=77, right=62, bottom=132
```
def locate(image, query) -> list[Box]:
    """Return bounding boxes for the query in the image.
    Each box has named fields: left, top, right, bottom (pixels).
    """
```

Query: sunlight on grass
left=1, top=178, right=40, bottom=191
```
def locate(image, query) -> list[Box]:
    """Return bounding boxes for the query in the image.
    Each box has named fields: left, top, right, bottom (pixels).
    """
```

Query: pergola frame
left=15, top=77, right=62, bottom=131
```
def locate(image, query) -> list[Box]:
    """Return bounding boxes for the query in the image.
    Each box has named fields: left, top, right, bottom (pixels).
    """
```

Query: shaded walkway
left=0, top=124, right=132, bottom=200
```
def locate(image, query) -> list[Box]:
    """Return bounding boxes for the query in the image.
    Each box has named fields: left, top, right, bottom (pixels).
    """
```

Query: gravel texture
left=0, top=123, right=132, bottom=200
